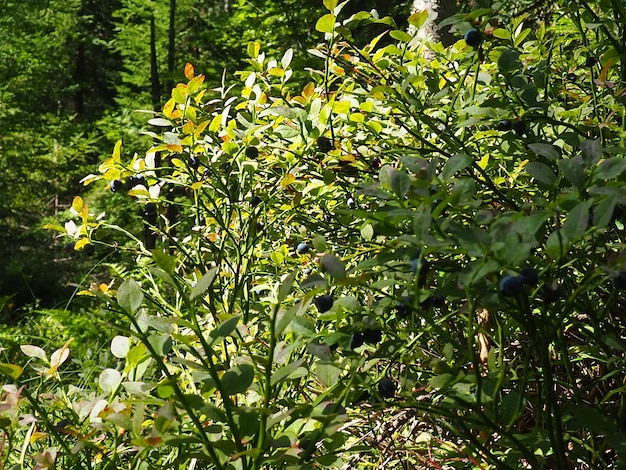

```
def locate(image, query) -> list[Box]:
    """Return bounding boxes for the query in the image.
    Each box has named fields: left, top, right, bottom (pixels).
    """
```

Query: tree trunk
left=150, top=14, right=160, bottom=111
left=167, top=0, right=176, bottom=92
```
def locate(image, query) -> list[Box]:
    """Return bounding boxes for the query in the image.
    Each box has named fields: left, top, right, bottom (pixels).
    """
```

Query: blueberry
left=499, top=275, right=524, bottom=297
left=189, top=156, right=200, bottom=169
left=612, top=271, right=626, bottom=290
left=520, top=267, right=539, bottom=286
left=539, top=282, right=561, bottom=302
left=296, top=242, right=309, bottom=255
left=245, top=146, right=259, bottom=159
left=362, top=328, right=382, bottom=344
left=127, top=175, right=147, bottom=188
left=351, top=331, right=364, bottom=349
left=143, top=203, right=157, bottom=217
left=378, top=378, right=396, bottom=399
left=464, top=29, right=482, bottom=48
left=585, top=56, right=597, bottom=67
left=109, top=179, right=123, bottom=192
left=84, top=243, right=95, bottom=256
left=512, top=120, right=527, bottom=136
left=497, top=120, right=512, bottom=131
left=63, top=242, right=75, bottom=253
left=250, top=195, right=262, bottom=207
left=315, top=294, right=333, bottom=313
left=395, top=296, right=413, bottom=318
left=317, top=136, right=333, bottom=153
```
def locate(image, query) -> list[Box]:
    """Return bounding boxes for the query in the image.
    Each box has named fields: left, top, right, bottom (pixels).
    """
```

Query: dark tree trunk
left=150, top=14, right=160, bottom=111
left=167, top=0, right=175, bottom=92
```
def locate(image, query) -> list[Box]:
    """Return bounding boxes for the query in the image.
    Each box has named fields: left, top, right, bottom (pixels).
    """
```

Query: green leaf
left=278, top=270, right=298, bottom=303
left=320, top=254, right=346, bottom=280
left=562, top=201, right=591, bottom=241
left=566, top=405, right=616, bottom=434
left=148, top=333, right=173, bottom=356
left=190, top=267, right=218, bottom=301
left=301, top=273, right=328, bottom=289
left=220, top=364, right=254, bottom=395
left=593, top=196, right=617, bottom=228
left=152, top=250, right=176, bottom=276
left=558, top=159, right=586, bottom=190
left=408, top=10, right=429, bottom=29
left=315, top=363, right=341, bottom=388
left=595, top=157, right=626, bottom=180
left=492, top=28, right=511, bottom=40
left=498, top=49, right=522, bottom=73
left=275, top=304, right=299, bottom=337
left=316, top=14, right=336, bottom=34
left=117, top=279, right=144, bottom=314
left=526, top=162, right=556, bottom=186
left=209, top=316, right=240, bottom=343
left=441, top=154, right=472, bottom=180
left=271, top=359, right=306, bottom=386
left=581, top=138, right=602, bottom=165
left=312, top=234, right=327, bottom=252
left=528, top=142, right=560, bottom=161
left=380, top=165, right=411, bottom=197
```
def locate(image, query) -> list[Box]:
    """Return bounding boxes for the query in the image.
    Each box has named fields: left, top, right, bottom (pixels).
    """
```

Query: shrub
left=3, top=1, right=626, bottom=468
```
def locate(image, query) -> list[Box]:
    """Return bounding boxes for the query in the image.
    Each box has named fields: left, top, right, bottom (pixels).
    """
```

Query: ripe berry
left=315, top=294, right=333, bottom=313
left=350, top=332, right=364, bottom=349
left=317, top=136, right=333, bottom=153
left=189, top=156, right=200, bottom=169
left=464, top=29, right=482, bottom=48
left=499, top=275, right=524, bottom=297
left=378, top=378, right=396, bottom=399
left=520, top=267, right=539, bottom=286
left=395, top=296, right=413, bottom=318
left=63, top=242, right=75, bottom=253
left=245, top=146, right=259, bottom=159
left=539, top=282, right=561, bottom=302
left=585, top=56, right=597, bottom=67
left=109, top=179, right=123, bottom=192
left=513, top=120, right=527, bottom=136
left=250, top=195, right=262, bottom=207
left=347, top=197, right=357, bottom=209
left=143, top=203, right=157, bottom=218
left=127, top=175, right=146, bottom=188
left=497, top=120, right=512, bottom=131
left=296, top=242, right=309, bottom=255
left=84, top=243, right=95, bottom=256
left=362, top=328, right=382, bottom=344
left=611, top=271, right=626, bottom=290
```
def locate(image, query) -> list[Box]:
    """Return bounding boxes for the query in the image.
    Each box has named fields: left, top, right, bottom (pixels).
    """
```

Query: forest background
left=0, top=0, right=411, bottom=329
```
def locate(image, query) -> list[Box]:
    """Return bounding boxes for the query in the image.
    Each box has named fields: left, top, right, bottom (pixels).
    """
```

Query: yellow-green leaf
left=280, top=174, right=296, bottom=187
left=112, top=140, right=122, bottom=161
left=323, top=0, right=338, bottom=11
left=0, top=363, right=23, bottom=380
left=71, top=196, right=83, bottom=214
left=316, top=14, right=336, bottom=34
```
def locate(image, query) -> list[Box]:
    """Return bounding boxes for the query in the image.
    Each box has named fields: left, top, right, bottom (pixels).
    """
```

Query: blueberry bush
left=4, top=0, right=626, bottom=468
